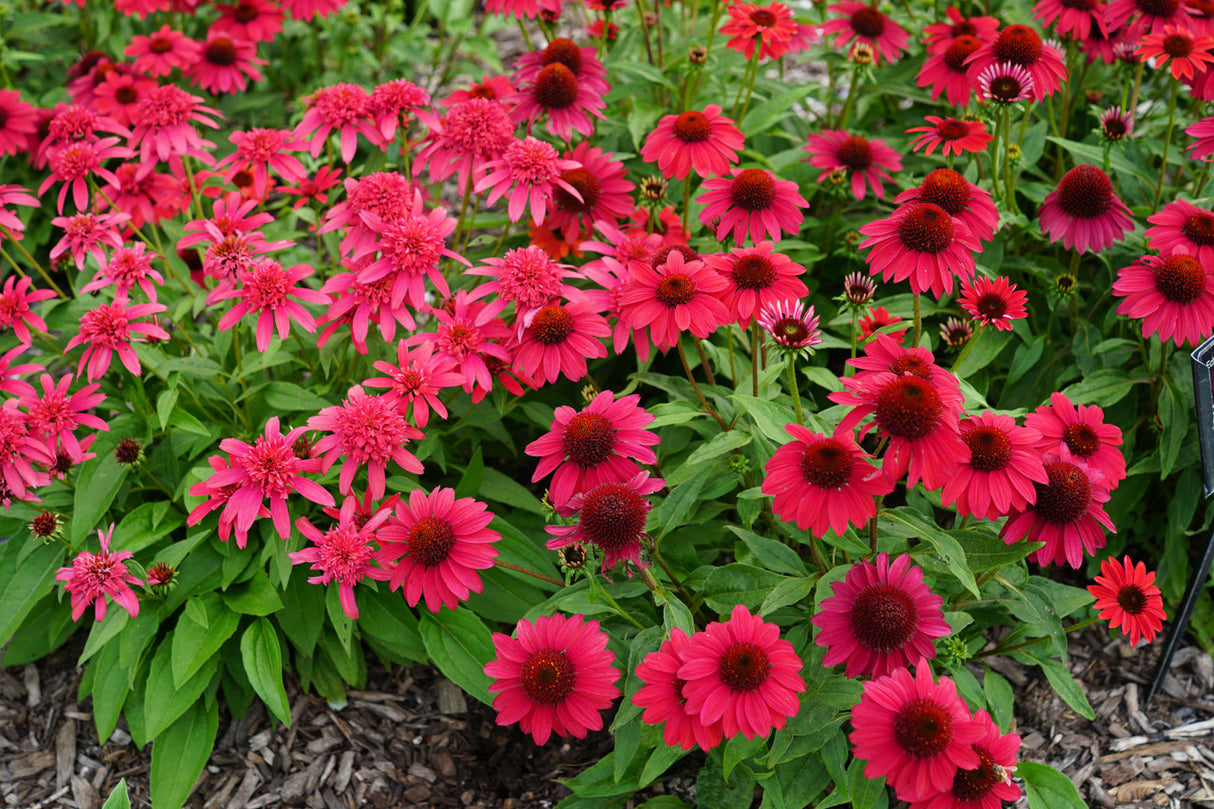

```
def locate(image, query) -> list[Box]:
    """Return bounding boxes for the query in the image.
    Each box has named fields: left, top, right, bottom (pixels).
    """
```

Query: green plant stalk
left=950, top=324, right=983, bottom=374
left=633, top=0, right=656, bottom=66
left=911, top=293, right=922, bottom=348
left=495, top=559, right=565, bottom=587
left=975, top=615, right=1102, bottom=659
left=735, top=49, right=762, bottom=123
left=677, top=337, right=729, bottom=430
left=1127, top=60, right=1145, bottom=120
left=693, top=336, right=716, bottom=386
left=0, top=236, right=67, bottom=300
left=731, top=50, right=760, bottom=121
left=593, top=578, right=646, bottom=630
left=835, top=66, right=862, bottom=130
left=784, top=353, right=803, bottom=426
left=988, top=111, right=1002, bottom=201
left=1002, top=105, right=1015, bottom=213
left=750, top=322, right=760, bottom=396
left=1155, top=80, right=1180, bottom=213
left=515, top=17, right=534, bottom=52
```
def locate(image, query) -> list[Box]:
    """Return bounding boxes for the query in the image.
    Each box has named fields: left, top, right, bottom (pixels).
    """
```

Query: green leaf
left=1062, top=369, right=1142, bottom=406
left=419, top=609, right=495, bottom=706
left=880, top=508, right=979, bottom=597
left=729, top=394, right=796, bottom=444
left=145, top=642, right=221, bottom=738
left=1158, top=379, right=1188, bottom=478
left=101, top=779, right=131, bottom=809
left=156, top=388, right=179, bottom=431
left=171, top=594, right=240, bottom=688
left=71, top=455, right=128, bottom=543
left=1019, top=761, right=1088, bottom=809
left=759, top=576, right=815, bottom=616
left=278, top=572, right=324, bottom=657
left=613, top=721, right=642, bottom=783
left=223, top=569, right=284, bottom=616
left=960, top=528, right=1040, bottom=573
left=702, top=564, right=784, bottom=613
left=665, top=430, right=752, bottom=485
left=455, top=446, right=484, bottom=500
left=263, top=381, right=333, bottom=412
left=479, top=467, right=545, bottom=514
left=90, top=641, right=132, bottom=743
left=0, top=541, right=66, bottom=648
left=742, top=85, right=813, bottom=134
left=727, top=526, right=807, bottom=576
left=79, top=609, right=130, bottom=666
left=1045, top=137, right=1153, bottom=194
left=641, top=745, right=687, bottom=790
left=983, top=669, right=1015, bottom=732
left=723, top=735, right=766, bottom=780
left=149, top=699, right=218, bottom=809
left=359, top=586, right=426, bottom=664
left=651, top=472, right=706, bottom=538
left=325, top=583, right=354, bottom=654
left=240, top=619, right=291, bottom=726
left=848, top=757, right=887, bottom=809
left=1007, top=334, right=1045, bottom=387
left=1017, top=648, right=1095, bottom=720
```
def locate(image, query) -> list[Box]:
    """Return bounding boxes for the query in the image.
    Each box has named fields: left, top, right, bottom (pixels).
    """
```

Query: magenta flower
left=1113, top=253, right=1214, bottom=348
left=546, top=142, right=635, bottom=242
left=512, top=298, right=610, bottom=385
left=294, top=83, right=379, bottom=163
left=916, top=35, right=983, bottom=106
left=965, top=24, right=1068, bottom=101
left=941, top=412, right=1049, bottom=521
left=125, top=25, right=203, bottom=76
left=214, top=128, right=308, bottom=199
left=129, top=84, right=222, bottom=165
left=508, top=61, right=607, bottom=141
left=39, top=137, right=131, bottom=214
left=65, top=299, right=170, bottom=381
left=351, top=192, right=464, bottom=309
left=1146, top=198, right=1214, bottom=265
left=476, top=136, right=583, bottom=226
left=0, top=400, right=54, bottom=502
left=619, top=248, right=731, bottom=354
left=805, top=129, right=902, bottom=201
left=1025, top=391, right=1126, bottom=489
left=545, top=471, right=665, bottom=573
left=212, top=259, right=329, bottom=351
left=1039, top=165, right=1134, bottom=254
left=290, top=495, right=393, bottom=620
left=633, top=627, right=724, bottom=752
left=641, top=104, right=744, bottom=181
left=697, top=168, right=807, bottom=245
left=467, top=245, right=582, bottom=328
left=820, top=0, right=910, bottom=64
left=0, top=276, right=57, bottom=345
left=413, top=98, right=515, bottom=193
left=378, top=486, right=500, bottom=612
left=20, top=374, right=108, bottom=465
left=704, top=241, right=808, bottom=328
left=894, top=168, right=1000, bottom=244
left=958, top=275, right=1029, bottom=331
left=308, top=385, right=424, bottom=500
left=409, top=290, right=513, bottom=398
left=0, top=185, right=39, bottom=240
left=50, top=212, right=127, bottom=272
left=55, top=524, right=143, bottom=622
left=0, top=90, right=37, bottom=157
left=859, top=202, right=981, bottom=299
left=366, top=340, right=464, bottom=428
left=81, top=243, right=165, bottom=302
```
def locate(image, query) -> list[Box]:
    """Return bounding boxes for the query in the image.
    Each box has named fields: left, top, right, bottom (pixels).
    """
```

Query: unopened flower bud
left=689, top=44, right=707, bottom=65
left=114, top=437, right=144, bottom=466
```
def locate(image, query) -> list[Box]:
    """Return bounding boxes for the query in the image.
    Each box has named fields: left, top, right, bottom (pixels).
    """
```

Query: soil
left=3, top=627, right=1214, bottom=809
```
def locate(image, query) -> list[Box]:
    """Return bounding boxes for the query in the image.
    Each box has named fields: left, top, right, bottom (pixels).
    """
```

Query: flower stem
left=784, top=353, right=803, bottom=425
left=1002, top=105, right=1016, bottom=213
left=495, top=559, right=565, bottom=587
left=677, top=336, right=729, bottom=430
left=0, top=227, right=67, bottom=298
left=693, top=336, right=716, bottom=386
left=949, top=324, right=983, bottom=374
left=911, top=293, right=922, bottom=348
left=1154, top=80, right=1180, bottom=213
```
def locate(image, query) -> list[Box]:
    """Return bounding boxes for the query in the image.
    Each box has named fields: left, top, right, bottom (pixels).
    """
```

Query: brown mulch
left=2, top=628, right=1213, bottom=809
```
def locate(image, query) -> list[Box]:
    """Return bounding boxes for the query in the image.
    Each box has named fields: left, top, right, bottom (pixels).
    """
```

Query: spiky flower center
left=800, top=439, right=853, bottom=489
left=889, top=355, right=932, bottom=379
left=31, top=511, right=59, bottom=538
left=331, top=393, right=410, bottom=463
left=874, top=377, right=943, bottom=441
left=1034, top=461, right=1091, bottom=524
left=951, top=745, right=1003, bottom=802
left=729, top=169, right=776, bottom=212
left=149, top=36, right=175, bottom=53
left=533, top=63, right=579, bottom=110
left=1116, top=584, right=1148, bottom=614
left=731, top=255, right=777, bottom=290
left=242, top=434, right=303, bottom=497
left=975, top=291, right=1009, bottom=320
left=655, top=273, right=696, bottom=307
left=849, top=583, right=918, bottom=652
left=406, top=515, right=456, bottom=567
left=992, top=24, right=1043, bottom=65
left=1182, top=212, right=1214, bottom=245
left=943, top=35, right=982, bottom=71
left=897, top=203, right=955, bottom=254
left=579, top=481, right=647, bottom=552
left=849, top=6, right=886, bottom=37
left=1136, top=0, right=1181, bottom=19
left=80, top=304, right=133, bottom=350
left=540, top=38, right=583, bottom=73
left=717, top=642, right=771, bottom=692
left=1163, top=32, right=1194, bottom=57
left=835, top=135, right=874, bottom=170
left=672, top=110, right=711, bottom=143
left=555, top=167, right=601, bottom=214
left=894, top=699, right=954, bottom=758
left=750, top=7, right=777, bottom=26
left=520, top=649, right=576, bottom=705
left=1153, top=254, right=1207, bottom=304
left=935, top=119, right=971, bottom=141
left=1056, top=166, right=1114, bottom=219
left=561, top=412, right=616, bottom=469
left=317, top=526, right=374, bottom=584
left=530, top=305, right=575, bottom=345
left=1062, top=423, right=1101, bottom=457
left=770, top=316, right=812, bottom=346
left=964, top=425, right=1013, bottom=472
left=205, top=36, right=239, bottom=66
left=652, top=244, right=698, bottom=270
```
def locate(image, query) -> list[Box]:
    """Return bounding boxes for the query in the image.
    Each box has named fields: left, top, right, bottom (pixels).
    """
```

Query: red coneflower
left=641, top=104, right=745, bottom=181
left=414, top=98, right=515, bottom=191
left=974, top=61, right=1036, bottom=103
left=967, top=24, right=1068, bottom=101
left=214, top=0, right=285, bottom=43
left=511, top=298, right=610, bottom=385
left=189, top=31, right=267, bottom=94
left=129, top=84, right=223, bottom=165
left=476, top=135, right=583, bottom=225
left=50, top=212, right=127, bottom=272
left=813, top=552, right=951, bottom=678
left=81, top=242, right=165, bottom=301
left=1187, top=115, right=1214, bottom=159
left=291, top=495, right=392, bottom=620
left=678, top=604, right=806, bottom=740
left=545, top=471, right=664, bottom=572
left=1136, top=24, right=1214, bottom=78
left=1112, top=252, right=1214, bottom=347
left=509, top=60, right=606, bottom=141
left=858, top=304, right=908, bottom=342
left=1104, top=0, right=1197, bottom=39
left=1099, top=105, right=1134, bottom=141
left=1088, top=556, right=1167, bottom=646
left=858, top=201, right=980, bottom=299
left=618, top=248, right=731, bottom=353
left=697, top=167, right=808, bottom=245
left=941, top=412, right=1049, bottom=521
left=704, top=241, right=808, bottom=328
left=922, top=7, right=1000, bottom=53
left=958, top=275, right=1029, bottom=330
left=39, top=137, right=131, bottom=214
left=917, top=34, right=984, bottom=106
left=295, top=82, right=378, bottom=163
left=804, top=129, right=902, bottom=201
left=1146, top=198, right=1214, bottom=264
left=308, top=385, right=424, bottom=499
left=633, top=627, right=724, bottom=752
left=55, top=524, right=143, bottom=622
left=1025, top=391, right=1127, bottom=489
left=545, top=142, right=634, bottom=241
left=721, top=2, right=801, bottom=60
left=762, top=424, right=892, bottom=538
left=124, top=25, right=203, bottom=76
left=1038, top=164, right=1134, bottom=253
left=758, top=298, right=823, bottom=349
left=821, top=0, right=910, bottom=63
left=1033, top=0, right=1109, bottom=40
left=214, top=128, right=308, bottom=200
left=484, top=613, right=620, bottom=745
left=906, top=116, right=993, bottom=156
left=909, top=709, right=1023, bottom=809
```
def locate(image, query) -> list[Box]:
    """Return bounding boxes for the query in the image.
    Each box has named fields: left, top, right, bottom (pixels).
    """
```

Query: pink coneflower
left=939, top=316, right=974, bottom=347
left=1114, top=253, right=1214, bottom=347
left=93, top=73, right=158, bottom=130
left=414, top=98, right=516, bottom=191
left=910, top=710, right=1023, bottom=809
left=510, top=61, right=606, bottom=141
left=1033, top=0, right=1108, bottom=39
left=678, top=604, right=805, bottom=740
left=1100, top=105, right=1134, bottom=142
left=125, top=26, right=203, bottom=76
left=813, top=552, right=950, bottom=679
left=282, top=165, right=343, bottom=211
left=351, top=191, right=462, bottom=309
left=409, top=291, right=514, bottom=398
left=967, top=24, right=1068, bottom=101
left=212, top=259, right=329, bottom=350
left=0, top=276, right=57, bottom=345
left=129, top=84, right=222, bottom=165
left=762, top=424, right=892, bottom=537
left=923, top=7, right=1001, bottom=53
left=369, top=78, right=430, bottom=144
left=895, top=168, right=1000, bottom=244
left=315, top=270, right=415, bottom=355
left=21, top=373, right=108, bottom=464
left=215, top=128, right=308, bottom=199
left=1137, top=24, right=1214, bottom=77
left=308, top=385, right=424, bottom=499
left=850, top=664, right=984, bottom=802
left=907, top=116, right=993, bottom=156
left=704, top=242, right=808, bottom=328
left=805, top=130, right=902, bottom=201
left=546, top=471, right=664, bottom=572
left=485, top=613, right=620, bottom=745
left=295, top=83, right=378, bottom=163
left=959, top=276, right=1029, bottom=330
left=697, top=167, right=807, bottom=245
left=1188, top=115, right=1214, bottom=159
left=103, top=163, right=186, bottom=230
left=1002, top=448, right=1114, bottom=568
left=366, top=340, right=464, bottom=427
left=917, top=35, right=984, bottom=106
left=847, top=332, right=957, bottom=393
left=55, top=524, right=143, bottom=622
left=0, top=90, right=37, bottom=157
left=65, top=299, right=170, bottom=381
left=441, top=74, right=516, bottom=106
left=0, top=399, right=52, bottom=503
left=546, top=143, right=633, bottom=241
left=190, top=416, right=334, bottom=546
left=291, top=495, right=392, bottom=620
left=0, top=345, right=39, bottom=398
left=0, top=185, right=39, bottom=239
left=641, top=105, right=744, bottom=181
left=757, top=298, right=822, bottom=350
left=378, top=487, right=501, bottom=612
left=476, top=136, right=582, bottom=225
left=859, top=305, right=908, bottom=341
left=830, top=367, right=968, bottom=490
left=189, top=32, right=267, bottom=94
left=974, top=61, right=1036, bottom=103
left=512, top=298, right=610, bottom=385
left=1088, top=556, right=1167, bottom=646
left=941, top=412, right=1048, bottom=521
left=318, top=171, right=414, bottom=256
left=468, top=245, right=581, bottom=328
left=619, top=249, right=731, bottom=353
left=512, top=38, right=609, bottom=95
left=859, top=202, right=980, bottom=299
left=633, top=627, right=724, bottom=752
left=721, top=2, right=800, bottom=59
left=483, top=0, right=562, bottom=19
left=1027, top=391, right=1126, bottom=488
left=214, top=0, right=284, bottom=42
left=39, top=137, right=130, bottom=214
left=1104, top=0, right=1197, bottom=38
left=821, top=1, right=910, bottom=63
left=525, top=389, right=659, bottom=506
left=1146, top=198, right=1214, bottom=263
left=1039, top=165, right=1134, bottom=253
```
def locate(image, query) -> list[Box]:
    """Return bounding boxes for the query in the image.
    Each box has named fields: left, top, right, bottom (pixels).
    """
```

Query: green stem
left=785, top=353, right=803, bottom=426
left=1155, top=80, right=1180, bottom=213
left=693, top=336, right=716, bottom=386
left=836, top=66, right=862, bottom=130
left=594, top=580, right=646, bottom=630
left=1002, top=105, right=1016, bottom=213
left=751, top=322, right=759, bottom=396
left=633, top=0, right=655, bottom=66
left=0, top=228, right=68, bottom=298
left=911, top=294, right=922, bottom=348
left=975, top=615, right=1102, bottom=658
left=950, top=324, right=983, bottom=374
left=677, top=337, right=729, bottom=430
left=495, top=559, right=565, bottom=587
